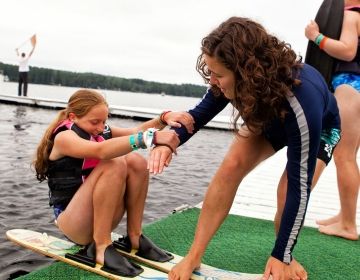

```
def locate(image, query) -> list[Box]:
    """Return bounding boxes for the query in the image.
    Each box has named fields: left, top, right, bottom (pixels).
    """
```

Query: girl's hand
left=148, top=145, right=173, bottom=174
left=305, top=20, right=320, bottom=42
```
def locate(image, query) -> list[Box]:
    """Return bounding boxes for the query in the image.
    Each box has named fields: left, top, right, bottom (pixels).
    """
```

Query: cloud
left=0, top=0, right=323, bottom=85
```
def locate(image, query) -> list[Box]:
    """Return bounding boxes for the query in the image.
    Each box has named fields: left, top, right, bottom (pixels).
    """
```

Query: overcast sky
left=0, top=0, right=323, bottom=85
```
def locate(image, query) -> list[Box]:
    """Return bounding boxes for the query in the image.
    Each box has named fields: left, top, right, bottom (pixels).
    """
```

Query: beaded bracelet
left=158, top=117, right=166, bottom=126
left=159, top=111, right=171, bottom=125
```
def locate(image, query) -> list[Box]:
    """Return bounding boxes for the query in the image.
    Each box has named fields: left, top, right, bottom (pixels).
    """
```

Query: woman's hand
left=154, top=130, right=180, bottom=154
left=168, top=254, right=201, bottom=280
left=164, top=111, right=195, bottom=134
left=284, top=258, right=308, bottom=280
left=305, top=20, right=320, bottom=42
left=262, top=256, right=286, bottom=280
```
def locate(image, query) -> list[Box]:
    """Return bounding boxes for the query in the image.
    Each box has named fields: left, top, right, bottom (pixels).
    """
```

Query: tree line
left=0, top=62, right=207, bottom=98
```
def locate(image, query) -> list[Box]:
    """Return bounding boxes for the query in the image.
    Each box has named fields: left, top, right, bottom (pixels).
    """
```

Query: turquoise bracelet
left=129, top=134, right=138, bottom=150
left=314, top=33, right=324, bottom=46
left=137, top=131, right=147, bottom=149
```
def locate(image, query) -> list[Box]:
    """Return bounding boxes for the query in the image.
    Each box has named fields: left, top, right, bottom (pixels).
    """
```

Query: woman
left=149, top=17, right=340, bottom=280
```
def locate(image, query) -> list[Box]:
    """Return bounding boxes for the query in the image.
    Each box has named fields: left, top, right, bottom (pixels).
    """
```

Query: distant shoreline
left=0, top=62, right=207, bottom=98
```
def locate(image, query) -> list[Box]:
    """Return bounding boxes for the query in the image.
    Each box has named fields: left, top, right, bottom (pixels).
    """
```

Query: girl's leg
left=318, top=85, right=359, bottom=240
left=57, top=157, right=129, bottom=264
left=121, top=153, right=149, bottom=248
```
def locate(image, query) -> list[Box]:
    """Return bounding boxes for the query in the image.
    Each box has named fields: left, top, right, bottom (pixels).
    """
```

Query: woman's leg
left=274, top=159, right=326, bottom=235
left=169, top=128, right=275, bottom=280
left=318, top=85, right=360, bottom=240
left=57, top=157, right=129, bottom=264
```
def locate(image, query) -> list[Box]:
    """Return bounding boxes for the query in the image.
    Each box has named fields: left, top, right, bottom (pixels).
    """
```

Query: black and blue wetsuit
left=173, top=64, right=340, bottom=264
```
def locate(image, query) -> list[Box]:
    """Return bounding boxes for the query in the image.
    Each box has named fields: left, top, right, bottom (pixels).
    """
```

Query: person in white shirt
left=16, top=47, right=34, bottom=96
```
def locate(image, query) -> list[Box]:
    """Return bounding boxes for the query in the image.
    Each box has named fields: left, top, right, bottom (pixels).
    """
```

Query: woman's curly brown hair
left=197, top=17, right=302, bottom=134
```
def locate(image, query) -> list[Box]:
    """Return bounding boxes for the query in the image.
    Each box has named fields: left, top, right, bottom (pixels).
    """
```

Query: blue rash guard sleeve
left=271, top=64, right=337, bottom=263
left=173, top=89, right=230, bottom=145
left=271, top=95, right=320, bottom=263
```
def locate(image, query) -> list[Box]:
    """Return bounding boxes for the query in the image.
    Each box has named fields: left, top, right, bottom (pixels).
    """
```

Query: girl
left=304, top=0, right=360, bottom=241
left=33, top=88, right=188, bottom=276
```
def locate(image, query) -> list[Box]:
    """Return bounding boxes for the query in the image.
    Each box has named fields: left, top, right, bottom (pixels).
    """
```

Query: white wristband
left=143, top=128, right=157, bottom=148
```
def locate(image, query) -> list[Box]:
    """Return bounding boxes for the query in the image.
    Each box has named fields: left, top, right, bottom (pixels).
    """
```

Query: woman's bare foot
left=316, top=213, right=341, bottom=226
left=318, top=222, right=359, bottom=240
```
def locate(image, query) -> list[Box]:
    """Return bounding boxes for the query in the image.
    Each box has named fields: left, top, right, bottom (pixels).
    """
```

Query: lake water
left=0, top=81, right=234, bottom=279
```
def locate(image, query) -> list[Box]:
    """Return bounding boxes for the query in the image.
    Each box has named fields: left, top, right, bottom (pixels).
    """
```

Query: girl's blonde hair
left=33, top=89, right=108, bottom=182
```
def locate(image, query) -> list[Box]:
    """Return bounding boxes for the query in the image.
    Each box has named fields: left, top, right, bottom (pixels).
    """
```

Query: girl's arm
left=111, top=117, right=166, bottom=137
left=305, top=11, right=359, bottom=61
left=51, top=130, right=140, bottom=160
left=111, top=112, right=194, bottom=137
left=51, top=127, right=179, bottom=161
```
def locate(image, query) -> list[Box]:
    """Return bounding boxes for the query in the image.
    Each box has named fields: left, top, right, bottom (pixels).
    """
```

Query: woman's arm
left=173, top=89, right=229, bottom=145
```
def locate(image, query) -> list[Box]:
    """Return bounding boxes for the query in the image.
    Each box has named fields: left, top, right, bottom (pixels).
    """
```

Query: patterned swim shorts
left=317, top=128, right=341, bottom=165
left=332, top=73, right=360, bottom=92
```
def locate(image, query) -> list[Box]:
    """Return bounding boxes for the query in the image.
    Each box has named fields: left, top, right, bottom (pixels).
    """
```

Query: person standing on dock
left=16, top=34, right=36, bottom=97
left=149, top=17, right=341, bottom=280
left=304, top=0, right=360, bottom=241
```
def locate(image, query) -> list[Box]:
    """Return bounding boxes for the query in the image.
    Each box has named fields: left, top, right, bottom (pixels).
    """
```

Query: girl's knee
left=333, top=148, right=354, bottom=164
left=99, top=158, right=128, bottom=178
left=125, top=153, right=147, bottom=173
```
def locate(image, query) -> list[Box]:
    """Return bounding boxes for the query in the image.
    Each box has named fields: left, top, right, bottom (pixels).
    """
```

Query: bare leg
left=57, top=156, right=141, bottom=264
left=274, top=159, right=326, bottom=235
left=169, top=128, right=275, bottom=280
left=123, top=153, right=149, bottom=248
left=318, top=85, right=359, bottom=240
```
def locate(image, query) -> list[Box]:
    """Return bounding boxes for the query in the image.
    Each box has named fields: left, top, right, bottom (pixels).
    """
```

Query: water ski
left=112, top=233, right=264, bottom=280
left=305, top=0, right=344, bottom=89
left=6, top=229, right=168, bottom=279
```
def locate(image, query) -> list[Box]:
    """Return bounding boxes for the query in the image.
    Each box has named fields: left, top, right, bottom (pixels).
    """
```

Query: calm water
left=0, top=82, right=234, bottom=279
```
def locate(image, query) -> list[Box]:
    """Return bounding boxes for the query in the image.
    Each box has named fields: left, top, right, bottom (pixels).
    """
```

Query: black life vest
left=47, top=120, right=112, bottom=207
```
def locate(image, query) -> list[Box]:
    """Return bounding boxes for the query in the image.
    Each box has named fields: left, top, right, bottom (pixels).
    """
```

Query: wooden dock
left=0, top=93, right=231, bottom=130
left=198, top=148, right=360, bottom=232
